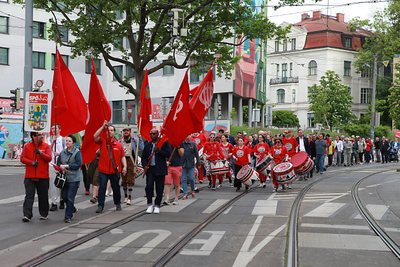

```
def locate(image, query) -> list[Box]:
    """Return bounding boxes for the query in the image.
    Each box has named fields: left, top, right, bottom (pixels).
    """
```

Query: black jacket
left=296, top=136, right=310, bottom=155
left=141, top=141, right=171, bottom=176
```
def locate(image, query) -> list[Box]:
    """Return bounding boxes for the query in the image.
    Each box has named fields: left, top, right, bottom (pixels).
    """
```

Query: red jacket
left=203, top=141, right=225, bottom=161
left=20, top=141, right=52, bottom=179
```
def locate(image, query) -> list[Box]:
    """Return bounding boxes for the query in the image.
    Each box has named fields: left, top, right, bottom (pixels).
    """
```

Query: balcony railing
left=270, top=76, right=299, bottom=85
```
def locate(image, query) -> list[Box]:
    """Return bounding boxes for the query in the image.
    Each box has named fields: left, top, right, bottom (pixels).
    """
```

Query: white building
left=267, top=11, right=372, bottom=129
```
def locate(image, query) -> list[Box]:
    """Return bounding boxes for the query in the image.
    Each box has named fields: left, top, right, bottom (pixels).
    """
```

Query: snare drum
left=255, top=156, right=272, bottom=176
left=210, top=160, right=230, bottom=175
left=237, top=165, right=259, bottom=186
left=272, top=162, right=296, bottom=185
left=290, top=152, right=314, bottom=175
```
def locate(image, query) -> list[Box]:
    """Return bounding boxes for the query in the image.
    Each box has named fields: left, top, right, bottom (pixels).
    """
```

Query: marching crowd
left=19, top=122, right=400, bottom=222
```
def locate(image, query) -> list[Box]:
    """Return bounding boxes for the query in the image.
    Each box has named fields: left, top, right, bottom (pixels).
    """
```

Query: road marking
left=366, top=183, right=381, bottom=188
left=102, top=229, right=171, bottom=254
left=0, top=194, right=25, bottom=205
left=180, top=231, right=225, bottom=256
left=251, top=200, right=277, bottom=216
left=301, top=223, right=400, bottom=233
left=161, top=198, right=197, bottom=212
left=202, top=199, right=229, bottom=214
left=299, top=232, right=390, bottom=251
left=354, top=204, right=388, bottom=220
left=223, top=207, right=232, bottom=214
left=304, top=203, right=346, bottom=217
left=233, top=216, right=286, bottom=267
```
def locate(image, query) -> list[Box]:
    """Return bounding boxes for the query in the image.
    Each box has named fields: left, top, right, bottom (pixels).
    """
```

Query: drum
left=237, top=165, right=259, bottom=186
left=210, top=160, right=230, bottom=175
left=134, top=166, right=145, bottom=179
left=272, top=162, right=296, bottom=185
left=255, top=156, right=272, bottom=176
left=290, top=152, right=314, bottom=175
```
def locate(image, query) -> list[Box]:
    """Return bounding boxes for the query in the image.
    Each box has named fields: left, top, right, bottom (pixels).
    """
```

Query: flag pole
left=134, top=117, right=142, bottom=173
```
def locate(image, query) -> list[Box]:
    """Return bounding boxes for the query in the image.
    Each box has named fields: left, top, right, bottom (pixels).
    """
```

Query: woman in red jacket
left=232, top=137, right=252, bottom=191
left=203, top=132, right=226, bottom=190
left=253, top=134, right=271, bottom=188
left=20, top=132, right=52, bottom=222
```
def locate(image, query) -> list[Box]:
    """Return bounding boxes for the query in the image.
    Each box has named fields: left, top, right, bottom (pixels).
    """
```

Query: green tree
left=272, top=110, right=299, bottom=128
left=308, top=70, right=354, bottom=130
left=388, top=64, right=400, bottom=129
left=21, top=0, right=309, bottom=105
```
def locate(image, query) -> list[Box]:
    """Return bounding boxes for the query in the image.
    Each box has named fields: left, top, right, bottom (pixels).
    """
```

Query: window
left=343, top=36, right=352, bottom=49
left=282, top=63, right=287, bottom=78
left=85, top=59, right=101, bottom=74
left=360, top=88, right=371, bottom=104
left=126, top=65, right=135, bottom=79
left=51, top=53, right=69, bottom=70
left=0, top=16, right=9, bottom=34
left=163, top=61, right=174, bottom=76
left=292, top=89, right=296, bottom=103
left=32, top=51, right=45, bottom=69
left=308, top=60, right=317, bottom=76
left=361, top=68, right=371, bottom=78
left=307, top=113, right=315, bottom=128
left=275, top=40, right=279, bottom=52
left=289, top=63, right=293, bottom=77
left=291, top=38, right=296, bottom=50
left=283, top=40, right=287, bottom=51
left=113, top=65, right=123, bottom=81
left=344, top=61, right=351, bottom=76
left=190, top=67, right=214, bottom=84
left=58, top=25, right=68, bottom=42
left=276, top=64, right=279, bottom=78
left=112, top=101, right=123, bottom=124
left=277, top=89, right=285, bottom=104
left=0, top=47, right=9, bottom=65
left=113, top=37, right=123, bottom=51
left=126, top=100, right=136, bottom=125
left=33, top=21, right=45, bottom=39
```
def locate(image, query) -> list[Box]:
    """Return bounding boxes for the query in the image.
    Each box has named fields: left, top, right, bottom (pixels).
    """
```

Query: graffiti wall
left=0, top=123, right=23, bottom=159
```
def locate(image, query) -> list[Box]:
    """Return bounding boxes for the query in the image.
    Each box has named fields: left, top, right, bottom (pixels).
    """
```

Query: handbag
left=54, top=149, right=79, bottom=189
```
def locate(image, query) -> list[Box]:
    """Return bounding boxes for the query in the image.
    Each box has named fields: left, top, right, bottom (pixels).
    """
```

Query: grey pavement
left=0, top=159, right=23, bottom=167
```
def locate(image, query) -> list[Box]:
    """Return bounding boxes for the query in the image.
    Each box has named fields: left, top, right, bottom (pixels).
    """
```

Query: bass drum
left=290, top=151, right=314, bottom=175
left=272, top=162, right=296, bottom=185
left=255, top=156, right=272, bottom=176
left=237, top=165, right=258, bottom=186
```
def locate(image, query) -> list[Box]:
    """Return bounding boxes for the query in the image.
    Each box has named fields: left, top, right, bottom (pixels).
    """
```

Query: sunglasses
left=123, top=129, right=130, bottom=132
left=150, top=133, right=158, bottom=135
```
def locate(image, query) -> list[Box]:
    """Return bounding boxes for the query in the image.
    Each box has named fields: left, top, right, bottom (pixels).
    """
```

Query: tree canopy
left=388, top=63, right=400, bottom=129
left=272, top=110, right=299, bottom=128
left=308, top=70, right=354, bottom=130
left=19, top=0, right=312, bottom=103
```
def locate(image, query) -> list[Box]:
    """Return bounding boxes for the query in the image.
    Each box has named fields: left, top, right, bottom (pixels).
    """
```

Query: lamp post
left=370, top=55, right=378, bottom=139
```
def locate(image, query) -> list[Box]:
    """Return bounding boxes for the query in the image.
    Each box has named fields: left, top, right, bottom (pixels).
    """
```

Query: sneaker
left=22, top=216, right=31, bottom=223
left=59, top=201, right=65, bottom=210
left=273, top=188, right=278, bottom=193
left=153, top=206, right=160, bottom=214
left=183, top=194, right=188, bottom=200
left=73, top=207, right=78, bottom=213
left=39, top=215, right=48, bottom=220
left=50, top=203, right=58, bottom=211
left=95, top=206, right=103, bottom=213
left=109, top=191, right=113, bottom=196
left=146, top=205, right=154, bottom=214
left=162, top=201, right=169, bottom=206
left=211, top=185, right=216, bottom=191
left=116, top=204, right=122, bottom=211
left=123, top=198, right=128, bottom=203
left=64, top=218, right=71, bottom=223
left=90, top=197, right=97, bottom=204
left=172, top=200, right=178, bottom=205
left=288, top=184, right=292, bottom=189
left=258, top=183, right=264, bottom=188
left=263, top=183, right=266, bottom=188
left=126, top=199, right=131, bottom=205
left=85, top=190, right=90, bottom=196
left=191, top=192, right=195, bottom=198
left=194, top=187, right=199, bottom=193
left=180, top=187, right=184, bottom=194
left=217, top=184, right=222, bottom=188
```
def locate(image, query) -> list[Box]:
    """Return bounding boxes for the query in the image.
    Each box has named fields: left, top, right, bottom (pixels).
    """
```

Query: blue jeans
left=98, top=172, right=121, bottom=209
left=316, top=154, right=324, bottom=173
left=181, top=167, right=195, bottom=195
left=61, top=181, right=80, bottom=219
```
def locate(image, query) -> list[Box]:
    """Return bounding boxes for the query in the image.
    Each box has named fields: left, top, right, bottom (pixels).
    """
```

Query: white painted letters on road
left=180, top=231, right=225, bottom=256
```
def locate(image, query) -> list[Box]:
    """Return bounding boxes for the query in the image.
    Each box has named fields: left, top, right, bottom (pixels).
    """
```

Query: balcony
left=270, top=76, right=299, bottom=85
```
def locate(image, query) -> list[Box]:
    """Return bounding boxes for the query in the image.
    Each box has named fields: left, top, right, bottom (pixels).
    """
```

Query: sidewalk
left=0, top=159, right=22, bottom=167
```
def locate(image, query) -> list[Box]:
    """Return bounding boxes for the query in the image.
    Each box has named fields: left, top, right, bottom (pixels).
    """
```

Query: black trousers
left=145, top=167, right=165, bottom=207
left=23, top=178, right=49, bottom=219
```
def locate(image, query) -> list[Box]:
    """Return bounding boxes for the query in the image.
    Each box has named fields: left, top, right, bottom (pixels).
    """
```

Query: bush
left=342, top=124, right=370, bottom=137
left=375, top=125, right=392, bottom=138
left=272, top=110, right=300, bottom=128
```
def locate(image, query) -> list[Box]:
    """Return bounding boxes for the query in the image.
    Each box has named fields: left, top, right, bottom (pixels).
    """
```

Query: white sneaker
left=172, top=199, right=178, bottom=205
left=153, top=206, right=160, bottom=214
left=126, top=199, right=131, bottom=205
left=123, top=198, right=128, bottom=203
left=146, top=205, right=154, bottom=214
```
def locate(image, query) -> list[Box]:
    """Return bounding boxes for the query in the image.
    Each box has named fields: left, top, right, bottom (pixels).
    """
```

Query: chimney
left=312, top=11, right=322, bottom=19
left=301, top=13, right=310, bottom=21
left=336, top=13, right=345, bottom=23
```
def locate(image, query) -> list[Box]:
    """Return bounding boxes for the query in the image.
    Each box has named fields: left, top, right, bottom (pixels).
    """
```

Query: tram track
left=285, top=166, right=400, bottom=267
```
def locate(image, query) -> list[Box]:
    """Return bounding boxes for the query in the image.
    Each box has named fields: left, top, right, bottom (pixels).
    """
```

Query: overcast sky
left=267, top=0, right=389, bottom=24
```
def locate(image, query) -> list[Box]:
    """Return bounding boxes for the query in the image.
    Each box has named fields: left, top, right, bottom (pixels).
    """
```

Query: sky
left=266, top=0, right=389, bottom=25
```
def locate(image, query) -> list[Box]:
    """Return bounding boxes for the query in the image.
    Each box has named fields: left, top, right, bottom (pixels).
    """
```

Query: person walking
left=94, top=121, right=127, bottom=213
left=20, top=132, right=52, bottom=222
left=163, top=144, right=184, bottom=205
left=315, top=134, right=327, bottom=174
left=374, top=137, right=381, bottom=163
left=142, top=129, right=171, bottom=214
left=334, top=136, right=343, bottom=166
left=57, top=135, right=82, bottom=223
left=343, top=137, right=353, bottom=167
left=381, top=136, right=390, bottom=164
left=181, top=136, right=201, bottom=199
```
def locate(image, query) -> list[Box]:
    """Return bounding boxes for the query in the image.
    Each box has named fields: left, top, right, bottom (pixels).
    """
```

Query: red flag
left=81, top=60, right=111, bottom=164
left=138, top=70, right=153, bottom=141
left=51, top=49, right=87, bottom=136
left=189, top=66, right=214, bottom=132
left=161, top=70, right=196, bottom=147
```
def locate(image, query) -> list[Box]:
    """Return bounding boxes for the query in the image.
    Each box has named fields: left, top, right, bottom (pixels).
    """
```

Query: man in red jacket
left=20, top=132, right=52, bottom=222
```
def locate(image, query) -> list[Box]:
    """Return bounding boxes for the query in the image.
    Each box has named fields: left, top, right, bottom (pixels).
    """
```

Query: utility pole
left=370, top=55, right=378, bottom=139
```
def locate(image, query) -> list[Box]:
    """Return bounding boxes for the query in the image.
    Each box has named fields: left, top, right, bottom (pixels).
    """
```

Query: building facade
left=267, top=11, right=372, bottom=129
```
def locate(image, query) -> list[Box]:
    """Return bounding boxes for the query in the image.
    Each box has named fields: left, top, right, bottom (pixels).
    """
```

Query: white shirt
left=335, top=140, right=344, bottom=152
left=298, top=136, right=306, bottom=152
left=50, top=136, right=65, bottom=163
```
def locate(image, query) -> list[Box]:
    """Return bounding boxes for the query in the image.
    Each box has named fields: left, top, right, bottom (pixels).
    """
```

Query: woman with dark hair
left=57, top=135, right=82, bottom=223
left=253, top=134, right=271, bottom=188
left=232, top=137, right=252, bottom=191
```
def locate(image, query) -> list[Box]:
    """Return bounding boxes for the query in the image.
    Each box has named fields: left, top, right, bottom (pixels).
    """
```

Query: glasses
left=150, top=133, right=157, bottom=135
left=123, top=129, right=130, bottom=132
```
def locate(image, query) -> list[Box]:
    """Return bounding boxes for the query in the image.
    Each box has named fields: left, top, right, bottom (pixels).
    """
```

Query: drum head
left=256, top=156, right=271, bottom=167
left=290, top=152, right=308, bottom=168
left=273, top=162, right=293, bottom=173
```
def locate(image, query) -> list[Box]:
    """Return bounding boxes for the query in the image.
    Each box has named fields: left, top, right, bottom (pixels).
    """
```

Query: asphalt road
left=0, top=163, right=399, bottom=267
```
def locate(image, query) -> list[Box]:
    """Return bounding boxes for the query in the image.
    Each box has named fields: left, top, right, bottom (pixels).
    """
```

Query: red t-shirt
left=253, top=143, right=270, bottom=159
left=271, top=145, right=288, bottom=164
left=283, top=137, right=298, bottom=157
left=96, top=137, right=125, bottom=174
left=203, top=141, right=225, bottom=161
left=220, top=142, right=234, bottom=160
left=232, top=146, right=251, bottom=166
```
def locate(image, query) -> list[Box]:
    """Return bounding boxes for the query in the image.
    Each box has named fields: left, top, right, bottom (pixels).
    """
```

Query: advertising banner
left=24, top=92, right=52, bottom=133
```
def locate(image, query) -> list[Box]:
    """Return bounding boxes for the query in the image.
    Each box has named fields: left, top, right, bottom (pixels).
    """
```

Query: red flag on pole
left=189, top=66, right=214, bottom=132
left=161, top=70, right=196, bottom=147
left=51, top=49, right=88, bottom=136
left=81, top=59, right=111, bottom=164
left=138, top=69, right=153, bottom=141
